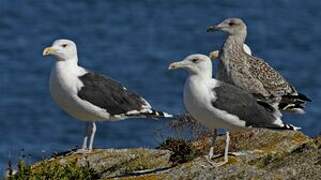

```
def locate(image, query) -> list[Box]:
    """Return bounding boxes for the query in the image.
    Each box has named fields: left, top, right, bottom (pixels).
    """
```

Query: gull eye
left=61, top=44, right=68, bottom=48
left=228, top=22, right=235, bottom=26
left=192, top=58, right=199, bottom=63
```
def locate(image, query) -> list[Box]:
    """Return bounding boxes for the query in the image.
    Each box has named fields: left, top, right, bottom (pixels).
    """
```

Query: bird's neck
left=223, top=32, right=246, bottom=54
left=54, top=58, right=80, bottom=74
left=185, top=74, right=213, bottom=103
left=221, top=33, right=247, bottom=67
left=188, top=72, right=212, bottom=83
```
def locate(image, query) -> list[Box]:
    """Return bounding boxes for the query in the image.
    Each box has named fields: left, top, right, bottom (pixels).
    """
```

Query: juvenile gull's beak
left=207, top=23, right=224, bottom=32
left=209, top=50, right=219, bottom=61
left=206, top=25, right=216, bottom=32
left=43, top=47, right=56, bottom=56
left=168, top=61, right=184, bottom=70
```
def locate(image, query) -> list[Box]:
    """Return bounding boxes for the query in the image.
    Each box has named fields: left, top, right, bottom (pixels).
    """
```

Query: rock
left=7, top=129, right=321, bottom=179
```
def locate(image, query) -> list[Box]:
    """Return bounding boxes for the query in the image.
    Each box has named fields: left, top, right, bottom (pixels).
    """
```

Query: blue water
left=1, top=0, right=321, bottom=172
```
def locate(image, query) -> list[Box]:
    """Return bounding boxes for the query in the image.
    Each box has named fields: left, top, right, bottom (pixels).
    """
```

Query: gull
left=43, top=39, right=172, bottom=151
left=168, top=53, right=300, bottom=166
left=207, top=18, right=311, bottom=113
left=210, top=44, right=252, bottom=84
left=210, top=43, right=251, bottom=60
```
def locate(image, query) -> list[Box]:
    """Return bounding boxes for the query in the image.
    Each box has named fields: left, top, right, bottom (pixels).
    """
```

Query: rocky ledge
left=7, top=129, right=321, bottom=179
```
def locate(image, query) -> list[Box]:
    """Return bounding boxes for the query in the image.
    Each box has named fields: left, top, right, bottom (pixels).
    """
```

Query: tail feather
left=266, top=112, right=300, bottom=131
left=278, top=93, right=311, bottom=113
left=279, top=102, right=306, bottom=113
left=248, top=115, right=300, bottom=131
left=297, top=93, right=311, bottom=102
left=126, top=109, right=174, bottom=119
left=141, top=109, right=174, bottom=119
left=269, top=123, right=301, bottom=131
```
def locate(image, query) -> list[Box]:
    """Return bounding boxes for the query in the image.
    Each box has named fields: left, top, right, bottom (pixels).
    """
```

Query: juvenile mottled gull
left=209, top=43, right=252, bottom=60
left=207, top=18, right=311, bottom=113
left=210, top=44, right=252, bottom=85
left=169, top=54, right=299, bottom=166
left=43, top=39, right=172, bottom=151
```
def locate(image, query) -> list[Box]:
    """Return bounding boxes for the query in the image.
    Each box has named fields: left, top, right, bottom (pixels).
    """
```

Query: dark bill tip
left=206, top=25, right=216, bottom=32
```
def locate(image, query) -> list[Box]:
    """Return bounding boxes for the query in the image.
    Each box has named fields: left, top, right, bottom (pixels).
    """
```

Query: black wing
left=78, top=72, right=148, bottom=116
left=278, top=92, right=311, bottom=112
left=212, top=82, right=282, bottom=129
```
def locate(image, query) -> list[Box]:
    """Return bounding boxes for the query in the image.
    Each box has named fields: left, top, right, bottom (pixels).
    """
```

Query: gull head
left=169, top=54, right=212, bottom=76
left=43, top=39, right=77, bottom=60
left=207, top=18, right=246, bottom=35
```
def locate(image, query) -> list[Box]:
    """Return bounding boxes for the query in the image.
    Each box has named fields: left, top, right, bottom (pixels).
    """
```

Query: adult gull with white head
left=43, top=39, right=173, bottom=151
left=169, top=53, right=300, bottom=166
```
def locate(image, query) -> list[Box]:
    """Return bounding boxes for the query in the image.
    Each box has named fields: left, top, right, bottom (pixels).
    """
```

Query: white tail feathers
left=282, top=123, right=301, bottom=131
left=272, top=116, right=301, bottom=131
left=125, top=109, right=174, bottom=119
left=146, top=109, right=174, bottom=118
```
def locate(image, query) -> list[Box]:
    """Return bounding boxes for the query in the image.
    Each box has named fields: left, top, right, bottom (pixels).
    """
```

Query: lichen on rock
left=6, top=129, right=321, bottom=179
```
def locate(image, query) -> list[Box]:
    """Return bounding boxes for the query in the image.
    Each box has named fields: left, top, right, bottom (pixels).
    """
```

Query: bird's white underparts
left=169, top=53, right=300, bottom=166
left=43, top=39, right=173, bottom=151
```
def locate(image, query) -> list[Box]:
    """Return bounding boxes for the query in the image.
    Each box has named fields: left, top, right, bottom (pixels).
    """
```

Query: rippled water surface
left=1, top=0, right=321, bottom=172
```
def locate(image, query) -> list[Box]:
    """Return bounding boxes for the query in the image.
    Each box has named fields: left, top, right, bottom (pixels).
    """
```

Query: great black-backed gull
left=207, top=18, right=311, bottom=113
left=169, top=54, right=299, bottom=166
left=43, top=39, right=172, bottom=151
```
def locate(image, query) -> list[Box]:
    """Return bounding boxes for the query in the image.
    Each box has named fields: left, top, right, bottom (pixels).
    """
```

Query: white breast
left=49, top=62, right=111, bottom=121
left=183, top=77, right=243, bottom=129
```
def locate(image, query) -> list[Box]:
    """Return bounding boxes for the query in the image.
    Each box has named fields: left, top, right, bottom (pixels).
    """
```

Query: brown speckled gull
left=207, top=18, right=311, bottom=113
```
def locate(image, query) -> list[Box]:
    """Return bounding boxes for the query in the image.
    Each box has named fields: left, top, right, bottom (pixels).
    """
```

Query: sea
left=1, top=0, right=321, bottom=172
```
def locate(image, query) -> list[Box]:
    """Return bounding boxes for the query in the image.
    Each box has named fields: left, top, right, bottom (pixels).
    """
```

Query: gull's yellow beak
left=209, top=50, right=219, bottom=61
left=43, top=47, right=56, bottom=56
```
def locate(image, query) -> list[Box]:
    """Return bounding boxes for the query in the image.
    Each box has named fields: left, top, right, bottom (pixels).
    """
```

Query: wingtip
left=144, top=109, right=177, bottom=119
left=298, top=93, right=312, bottom=102
left=279, top=101, right=308, bottom=114
left=163, top=112, right=174, bottom=118
left=290, top=108, right=305, bottom=114
left=293, top=125, right=302, bottom=131
left=285, top=123, right=301, bottom=131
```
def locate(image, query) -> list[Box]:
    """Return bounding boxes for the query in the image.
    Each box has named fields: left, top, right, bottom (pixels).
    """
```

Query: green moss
left=7, top=161, right=31, bottom=180
left=8, top=159, right=99, bottom=180
left=226, top=156, right=238, bottom=165
left=313, top=136, right=321, bottom=149
left=249, top=152, right=285, bottom=169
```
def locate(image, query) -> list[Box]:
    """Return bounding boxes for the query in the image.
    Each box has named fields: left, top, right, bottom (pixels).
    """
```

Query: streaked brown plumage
left=207, top=18, right=311, bottom=113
